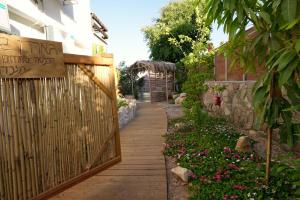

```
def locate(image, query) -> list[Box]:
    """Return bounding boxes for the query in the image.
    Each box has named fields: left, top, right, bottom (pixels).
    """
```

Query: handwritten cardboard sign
left=0, top=33, right=66, bottom=78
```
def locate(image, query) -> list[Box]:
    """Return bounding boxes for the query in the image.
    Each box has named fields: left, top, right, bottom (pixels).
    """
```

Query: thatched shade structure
left=129, top=61, right=176, bottom=103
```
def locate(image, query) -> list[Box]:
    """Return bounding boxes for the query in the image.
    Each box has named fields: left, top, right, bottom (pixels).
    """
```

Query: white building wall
left=6, top=0, right=95, bottom=55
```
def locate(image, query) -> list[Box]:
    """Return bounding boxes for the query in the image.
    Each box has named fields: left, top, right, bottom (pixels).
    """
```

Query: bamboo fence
left=0, top=54, right=121, bottom=200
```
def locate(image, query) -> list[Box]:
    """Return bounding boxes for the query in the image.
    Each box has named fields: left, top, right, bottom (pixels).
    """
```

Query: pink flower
left=199, top=176, right=207, bottom=183
left=228, top=163, right=240, bottom=170
left=234, top=154, right=240, bottom=159
left=233, top=184, right=248, bottom=190
left=163, top=143, right=170, bottom=149
left=214, top=170, right=222, bottom=182
left=198, top=149, right=209, bottom=157
left=179, top=147, right=186, bottom=154
left=223, top=170, right=230, bottom=178
left=224, top=147, right=233, bottom=154
left=224, top=194, right=238, bottom=200
left=187, top=171, right=197, bottom=180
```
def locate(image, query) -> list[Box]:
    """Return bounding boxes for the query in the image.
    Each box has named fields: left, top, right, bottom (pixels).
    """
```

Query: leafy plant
left=181, top=50, right=214, bottom=126
left=142, top=0, right=211, bottom=91
left=117, top=61, right=144, bottom=99
left=117, top=98, right=128, bottom=109
left=212, top=85, right=227, bottom=95
left=205, top=0, right=300, bottom=184
left=165, top=116, right=300, bottom=199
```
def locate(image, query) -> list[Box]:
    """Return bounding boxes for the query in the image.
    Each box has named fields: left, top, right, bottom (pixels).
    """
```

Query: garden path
left=51, top=103, right=168, bottom=200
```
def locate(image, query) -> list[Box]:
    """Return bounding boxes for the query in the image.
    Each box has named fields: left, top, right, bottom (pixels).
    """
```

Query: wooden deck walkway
left=51, top=103, right=168, bottom=200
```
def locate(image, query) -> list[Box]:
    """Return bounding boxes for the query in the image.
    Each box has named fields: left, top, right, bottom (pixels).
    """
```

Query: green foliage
left=181, top=48, right=214, bottom=127
left=212, top=85, right=227, bottom=94
left=142, top=0, right=210, bottom=63
left=117, top=98, right=128, bottom=109
left=142, top=0, right=211, bottom=92
left=92, top=44, right=105, bottom=55
left=117, top=61, right=144, bottom=99
left=206, top=0, right=300, bottom=146
left=165, top=117, right=300, bottom=199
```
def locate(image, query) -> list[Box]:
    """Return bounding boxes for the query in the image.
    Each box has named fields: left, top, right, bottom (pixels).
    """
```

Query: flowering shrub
left=164, top=117, right=299, bottom=199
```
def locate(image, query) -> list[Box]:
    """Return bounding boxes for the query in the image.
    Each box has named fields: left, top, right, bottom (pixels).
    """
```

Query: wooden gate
left=0, top=53, right=121, bottom=200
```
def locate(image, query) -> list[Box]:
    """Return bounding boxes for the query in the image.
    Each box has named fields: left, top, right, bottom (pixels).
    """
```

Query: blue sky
left=91, top=0, right=228, bottom=66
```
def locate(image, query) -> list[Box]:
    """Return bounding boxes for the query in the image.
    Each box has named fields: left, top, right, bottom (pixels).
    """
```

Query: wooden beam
left=32, top=156, right=121, bottom=200
left=109, top=65, right=122, bottom=160
left=64, top=54, right=113, bottom=66
left=86, top=129, right=117, bottom=170
left=78, top=64, right=113, bottom=100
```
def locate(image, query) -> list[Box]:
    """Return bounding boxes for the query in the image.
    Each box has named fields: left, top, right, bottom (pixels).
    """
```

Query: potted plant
left=211, top=85, right=226, bottom=106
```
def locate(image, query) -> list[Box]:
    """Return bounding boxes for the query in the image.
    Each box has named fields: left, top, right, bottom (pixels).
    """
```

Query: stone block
left=171, top=166, right=192, bottom=182
left=235, top=136, right=252, bottom=153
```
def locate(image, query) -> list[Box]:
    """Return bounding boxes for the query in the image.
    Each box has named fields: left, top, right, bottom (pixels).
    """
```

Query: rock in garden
left=172, top=94, right=179, bottom=100
left=175, top=93, right=187, bottom=104
left=171, top=166, right=192, bottom=182
left=235, top=136, right=252, bottom=153
left=174, top=122, right=185, bottom=130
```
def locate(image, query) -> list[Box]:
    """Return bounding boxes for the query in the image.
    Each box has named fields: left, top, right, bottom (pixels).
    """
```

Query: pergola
left=129, top=61, right=176, bottom=103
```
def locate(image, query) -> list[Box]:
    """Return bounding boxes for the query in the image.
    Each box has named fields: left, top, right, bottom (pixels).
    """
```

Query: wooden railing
left=0, top=54, right=121, bottom=200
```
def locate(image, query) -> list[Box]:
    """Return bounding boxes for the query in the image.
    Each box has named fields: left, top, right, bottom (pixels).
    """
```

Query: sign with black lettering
left=0, top=33, right=65, bottom=78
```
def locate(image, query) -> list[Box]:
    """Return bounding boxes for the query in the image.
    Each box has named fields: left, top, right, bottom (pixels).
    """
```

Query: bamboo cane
left=19, top=81, right=33, bottom=199
left=0, top=79, right=7, bottom=200
left=68, top=67, right=77, bottom=177
left=6, top=80, right=21, bottom=199
left=0, top=156, right=4, bottom=200
left=92, top=66, right=107, bottom=166
left=23, top=81, right=38, bottom=197
left=3, top=79, right=14, bottom=200
left=32, top=79, right=45, bottom=193
left=57, top=79, right=65, bottom=182
left=14, top=80, right=29, bottom=200
left=75, top=65, right=82, bottom=175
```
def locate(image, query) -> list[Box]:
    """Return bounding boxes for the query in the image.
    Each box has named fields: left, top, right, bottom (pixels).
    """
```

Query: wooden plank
left=64, top=54, right=113, bottom=66
left=32, top=156, right=121, bottom=200
left=110, top=164, right=165, bottom=170
left=50, top=103, right=167, bottom=200
left=0, top=33, right=65, bottom=78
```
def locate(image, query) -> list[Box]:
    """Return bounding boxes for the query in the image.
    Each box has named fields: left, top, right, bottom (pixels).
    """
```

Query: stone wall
left=203, top=81, right=256, bottom=130
left=202, top=81, right=300, bottom=157
left=118, top=99, right=137, bottom=129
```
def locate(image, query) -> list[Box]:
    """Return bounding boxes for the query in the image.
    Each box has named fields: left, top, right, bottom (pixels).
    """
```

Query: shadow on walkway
left=51, top=103, right=168, bottom=200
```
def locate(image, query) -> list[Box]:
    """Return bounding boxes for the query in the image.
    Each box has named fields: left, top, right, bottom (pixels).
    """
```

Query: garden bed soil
left=165, top=156, right=189, bottom=200
left=162, top=104, right=189, bottom=200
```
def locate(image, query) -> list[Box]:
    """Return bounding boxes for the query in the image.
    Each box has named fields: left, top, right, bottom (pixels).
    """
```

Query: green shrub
left=117, top=98, right=128, bottom=109
left=181, top=51, right=214, bottom=126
